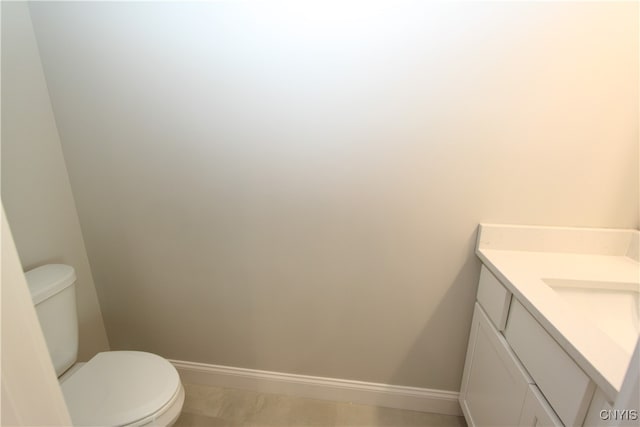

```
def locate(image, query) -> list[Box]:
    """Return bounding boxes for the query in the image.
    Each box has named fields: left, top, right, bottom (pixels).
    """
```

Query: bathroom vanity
left=460, top=224, right=639, bottom=427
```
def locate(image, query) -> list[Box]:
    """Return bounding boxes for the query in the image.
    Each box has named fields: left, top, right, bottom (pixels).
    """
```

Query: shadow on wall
left=388, top=228, right=481, bottom=391
left=22, top=256, right=70, bottom=274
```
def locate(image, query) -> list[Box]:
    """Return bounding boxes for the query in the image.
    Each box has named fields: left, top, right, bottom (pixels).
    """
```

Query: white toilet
left=26, top=264, right=185, bottom=427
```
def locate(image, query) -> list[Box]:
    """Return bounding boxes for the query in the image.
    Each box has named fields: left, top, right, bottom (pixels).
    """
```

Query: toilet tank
left=25, top=264, right=79, bottom=377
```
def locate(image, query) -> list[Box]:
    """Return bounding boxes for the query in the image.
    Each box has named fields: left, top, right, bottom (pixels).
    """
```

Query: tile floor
left=174, top=383, right=467, bottom=427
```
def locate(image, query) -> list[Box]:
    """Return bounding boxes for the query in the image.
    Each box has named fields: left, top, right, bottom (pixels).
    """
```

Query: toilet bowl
left=26, top=264, right=185, bottom=426
left=60, top=351, right=184, bottom=426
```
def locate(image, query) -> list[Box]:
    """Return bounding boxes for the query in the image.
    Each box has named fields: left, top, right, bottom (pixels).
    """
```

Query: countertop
left=476, top=224, right=639, bottom=403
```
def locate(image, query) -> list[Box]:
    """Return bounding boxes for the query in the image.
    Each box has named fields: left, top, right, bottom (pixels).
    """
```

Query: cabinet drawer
left=477, top=266, right=511, bottom=331
left=505, top=300, right=594, bottom=427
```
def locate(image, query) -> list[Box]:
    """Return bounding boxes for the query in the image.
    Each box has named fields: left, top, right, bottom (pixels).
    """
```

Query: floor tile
left=177, top=383, right=467, bottom=427
left=174, top=411, right=233, bottom=427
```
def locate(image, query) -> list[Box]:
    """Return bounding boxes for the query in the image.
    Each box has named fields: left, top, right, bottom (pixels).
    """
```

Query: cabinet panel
left=476, top=266, right=511, bottom=331
left=505, top=299, right=594, bottom=427
left=519, top=384, right=564, bottom=427
left=460, top=303, right=531, bottom=427
left=583, top=388, right=613, bottom=427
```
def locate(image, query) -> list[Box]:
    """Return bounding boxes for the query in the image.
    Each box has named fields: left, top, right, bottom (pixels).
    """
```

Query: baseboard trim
left=170, top=359, right=462, bottom=416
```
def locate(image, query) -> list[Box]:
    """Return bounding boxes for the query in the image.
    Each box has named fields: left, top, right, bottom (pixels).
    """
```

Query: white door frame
left=1, top=205, right=72, bottom=426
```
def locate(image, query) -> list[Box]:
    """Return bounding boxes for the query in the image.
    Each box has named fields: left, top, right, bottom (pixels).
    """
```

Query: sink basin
left=542, top=278, right=640, bottom=355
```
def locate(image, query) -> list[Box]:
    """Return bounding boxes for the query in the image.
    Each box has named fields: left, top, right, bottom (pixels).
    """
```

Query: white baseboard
left=170, top=359, right=462, bottom=416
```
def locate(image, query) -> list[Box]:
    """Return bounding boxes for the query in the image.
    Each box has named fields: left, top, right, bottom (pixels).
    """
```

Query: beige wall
left=1, top=1, right=110, bottom=361
left=28, top=1, right=638, bottom=391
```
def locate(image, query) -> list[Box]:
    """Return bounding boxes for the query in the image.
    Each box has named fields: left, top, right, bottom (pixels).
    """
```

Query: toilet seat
left=61, top=351, right=182, bottom=426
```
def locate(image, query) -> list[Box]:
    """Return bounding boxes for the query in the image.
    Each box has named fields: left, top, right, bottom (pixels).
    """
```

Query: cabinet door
left=460, top=303, right=532, bottom=427
left=583, top=389, right=613, bottom=427
left=519, top=385, right=563, bottom=427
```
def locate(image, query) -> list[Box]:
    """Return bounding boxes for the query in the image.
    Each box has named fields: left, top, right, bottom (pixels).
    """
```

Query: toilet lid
left=61, top=351, right=181, bottom=426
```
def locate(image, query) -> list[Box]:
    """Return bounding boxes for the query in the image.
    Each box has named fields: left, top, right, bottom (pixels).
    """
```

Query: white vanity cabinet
left=460, top=266, right=594, bottom=427
left=464, top=224, right=640, bottom=427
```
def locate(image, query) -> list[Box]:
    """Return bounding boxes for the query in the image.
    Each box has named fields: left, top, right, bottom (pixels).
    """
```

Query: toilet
left=26, top=264, right=185, bottom=427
